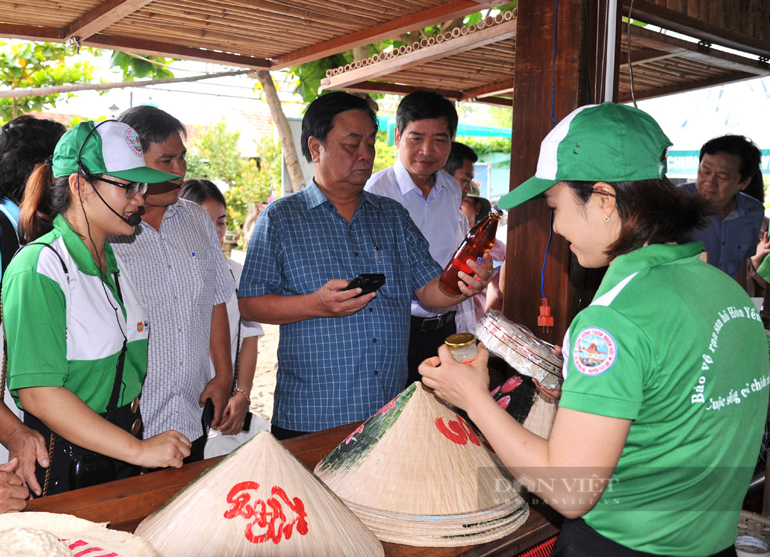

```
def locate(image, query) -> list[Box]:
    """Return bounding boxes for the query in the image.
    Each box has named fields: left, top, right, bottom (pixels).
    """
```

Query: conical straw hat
left=314, top=382, right=529, bottom=546
left=135, top=431, right=383, bottom=557
left=0, top=511, right=157, bottom=556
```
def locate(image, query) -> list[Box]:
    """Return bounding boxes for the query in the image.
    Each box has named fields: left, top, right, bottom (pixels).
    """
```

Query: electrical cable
left=584, top=0, right=592, bottom=103
left=540, top=1, right=560, bottom=328
left=541, top=209, right=555, bottom=299
left=551, top=0, right=560, bottom=128
left=627, top=0, right=638, bottom=107
left=599, top=0, right=609, bottom=101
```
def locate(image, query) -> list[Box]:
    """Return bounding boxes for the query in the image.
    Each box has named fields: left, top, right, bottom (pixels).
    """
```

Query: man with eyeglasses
left=679, top=134, right=764, bottom=280
left=109, top=107, right=234, bottom=464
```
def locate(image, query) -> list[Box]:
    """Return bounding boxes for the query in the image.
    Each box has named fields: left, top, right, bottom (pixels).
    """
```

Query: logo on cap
left=573, top=327, right=616, bottom=376
left=125, top=128, right=143, bottom=157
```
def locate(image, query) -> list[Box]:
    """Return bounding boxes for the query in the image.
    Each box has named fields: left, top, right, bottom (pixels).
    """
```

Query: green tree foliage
left=373, top=131, right=396, bottom=173
left=0, top=41, right=98, bottom=120
left=457, top=136, right=512, bottom=162
left=186, top=121, right=279, bottom=236
left=0, top=41, right=177, bottom=122
left=109, top=51, right=175, bottom=81
left=289, top=53, right=349, bottom=103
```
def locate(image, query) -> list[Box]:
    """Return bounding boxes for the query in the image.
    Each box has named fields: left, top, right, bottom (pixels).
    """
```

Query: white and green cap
left=52, top=120, right=180, bottom=183
left=498, top=102, right=672, bottom=209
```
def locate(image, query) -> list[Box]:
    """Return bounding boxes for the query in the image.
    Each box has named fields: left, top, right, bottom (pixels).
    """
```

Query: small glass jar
left=444, top=333, right=478, bottom=363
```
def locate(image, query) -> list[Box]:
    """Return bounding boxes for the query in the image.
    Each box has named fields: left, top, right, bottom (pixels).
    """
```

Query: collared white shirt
left=366, top=158, right=463, bottom=318
left=454, top=211, right=477, bottom=333
left=110, top=199, right=234, bottom=440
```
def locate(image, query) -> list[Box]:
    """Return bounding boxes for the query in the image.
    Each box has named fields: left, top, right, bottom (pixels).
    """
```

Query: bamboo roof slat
left=0, top=0, right=764, bottom=107
left=106, top=20, right=331, bottom=51
left=143, top=3, right=361, bottom=33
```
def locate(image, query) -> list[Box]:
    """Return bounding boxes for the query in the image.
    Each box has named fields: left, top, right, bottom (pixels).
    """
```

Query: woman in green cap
left=420, top=103, right=767, bottom=556
left=2, top=120, right=192, bottom=495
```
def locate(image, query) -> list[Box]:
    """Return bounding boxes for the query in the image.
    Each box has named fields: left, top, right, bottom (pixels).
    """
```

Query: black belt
left=412, top=311, right=456, bottom=333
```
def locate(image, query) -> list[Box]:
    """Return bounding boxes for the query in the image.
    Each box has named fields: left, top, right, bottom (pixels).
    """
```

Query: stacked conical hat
left=135, top=431, right=384, bottom=557
left=0, top=511, right=157, bottom=556
left=314, top=382, right=529, bottom=547
left=522, top=390, right=558, bottom=439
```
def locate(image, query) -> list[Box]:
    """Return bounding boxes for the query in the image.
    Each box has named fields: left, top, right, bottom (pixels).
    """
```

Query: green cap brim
left=107, top=166, right=180, bottom=184
left=497, top=176, right=558, bottom=210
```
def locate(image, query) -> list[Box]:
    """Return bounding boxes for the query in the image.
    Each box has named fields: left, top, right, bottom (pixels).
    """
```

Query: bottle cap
left=444, top=333, right=476, bottom=349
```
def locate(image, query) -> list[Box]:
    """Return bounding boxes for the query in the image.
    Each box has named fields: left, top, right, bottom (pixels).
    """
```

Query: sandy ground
left=249, top=323, right=278, bottom=423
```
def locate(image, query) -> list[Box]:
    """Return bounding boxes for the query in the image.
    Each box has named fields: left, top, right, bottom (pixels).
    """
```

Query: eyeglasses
left=96, top=176, right=148, bottom=199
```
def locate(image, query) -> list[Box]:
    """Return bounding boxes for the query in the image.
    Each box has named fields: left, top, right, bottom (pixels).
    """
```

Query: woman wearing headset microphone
left=2, top=120, right=191, bottom=495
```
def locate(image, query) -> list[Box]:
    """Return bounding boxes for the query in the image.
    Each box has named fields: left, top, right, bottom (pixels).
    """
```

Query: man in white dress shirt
left=366, top=91, right=475, bottom=386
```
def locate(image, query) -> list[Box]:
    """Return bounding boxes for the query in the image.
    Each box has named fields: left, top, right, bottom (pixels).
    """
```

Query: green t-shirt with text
left=560, top=243, right=768, bottom=556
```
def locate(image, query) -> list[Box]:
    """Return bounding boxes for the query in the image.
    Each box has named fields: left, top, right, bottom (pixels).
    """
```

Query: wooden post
left=503, top=0, right=618, bottom=343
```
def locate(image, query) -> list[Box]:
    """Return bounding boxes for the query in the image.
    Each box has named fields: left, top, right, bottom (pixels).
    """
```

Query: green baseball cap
left=498, top=102, right=672, bottom=209
left=52, top=120, right=180, bottom=183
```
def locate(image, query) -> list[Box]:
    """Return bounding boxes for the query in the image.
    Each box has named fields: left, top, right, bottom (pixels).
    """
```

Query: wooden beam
left=618, top=71, right=757, bottom=102
left=327, top=81, right=464, bottom=100
left=271, top=0, right=508, bottom=69
left=65, top=0, right=155, bottom=40
left=0, top=23, right=62, bottom=41
left=0, top=22, right=271, bottom=70
left=461, top=80, right=514, bottom=100
left=628, top=26, right=770, bottom=76
left=322, top=19, right=517, bottom=89
left=473, top=95, right=513, bottom=107
left=504, top=0, right=609, bottom=342
left=82, top=35, right=271, bottom=69
left=676, top=49, right=770, bottom=76
left=621, top=48, right=682, bottom=66
left=335, top=80, right=512, bottom=107
left=624, top=0, right=770, bottom=59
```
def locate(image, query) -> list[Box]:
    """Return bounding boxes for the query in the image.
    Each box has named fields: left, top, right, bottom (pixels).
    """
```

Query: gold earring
left=604, top=214, right=610, bottom=222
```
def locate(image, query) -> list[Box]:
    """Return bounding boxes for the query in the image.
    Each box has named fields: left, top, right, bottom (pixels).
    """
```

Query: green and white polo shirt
left=3, top=214, right=149, bottom=414
left=560, top=242, right=769, bottom=556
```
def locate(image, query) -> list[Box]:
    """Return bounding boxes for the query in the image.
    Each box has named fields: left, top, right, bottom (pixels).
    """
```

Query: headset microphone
left=89, top=183, right=142, bottom=227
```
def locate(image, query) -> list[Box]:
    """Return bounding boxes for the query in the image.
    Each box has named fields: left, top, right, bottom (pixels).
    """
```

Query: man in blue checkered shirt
left=239, top=93, right=493, bottom=439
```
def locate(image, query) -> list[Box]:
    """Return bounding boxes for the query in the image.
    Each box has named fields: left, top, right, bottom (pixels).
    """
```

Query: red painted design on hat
left=224, top=481, right=309, bottom=545
left=375, top=399, right=396, bottom=417
left=500, top=375, right=523, bottom=394
left=435, top=414, right=481, bottom=446
left=496, top=395, right=511, bottom=410
left=343, top=423, right=364, bottom=445
left=64, top=539, right=117, bottom=557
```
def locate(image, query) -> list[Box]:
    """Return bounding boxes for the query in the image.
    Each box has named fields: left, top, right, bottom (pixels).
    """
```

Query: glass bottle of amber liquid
left=439, top=208, right=502, bottom=296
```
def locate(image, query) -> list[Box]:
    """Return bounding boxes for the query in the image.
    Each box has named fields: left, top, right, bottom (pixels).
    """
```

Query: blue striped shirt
left=239, top=180, right=441, bottom=432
